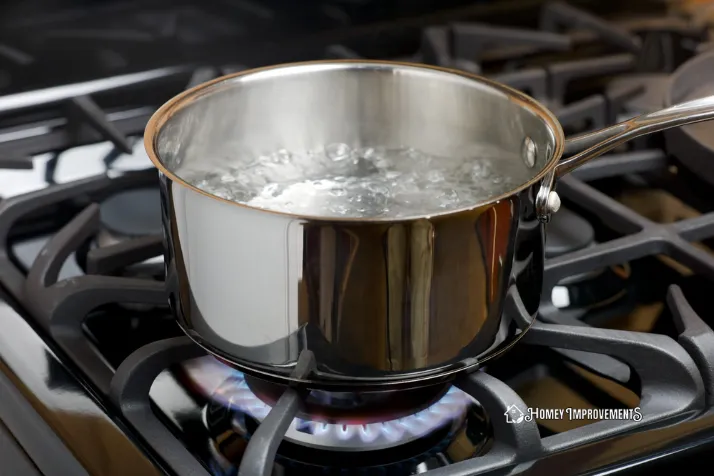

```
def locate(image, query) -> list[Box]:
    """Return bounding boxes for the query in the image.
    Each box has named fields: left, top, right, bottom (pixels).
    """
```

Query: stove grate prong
left=672, top=212, right=714, bottom=244
left=238, top=350, right=315, bottom=476
left=546, top=176, right=714, bottom=285
left=605, top=82, right=645, bottom=124
left=569, top=149, right=668, bottom=182
left=110, top=337, right=208, bottom=475
left=66, top=95, right=133, bottom=154
left=451, top=22, right=571, bottom=60
left=21, top=203, right=166, bottom=394
left=525, top=321, right=704, bottom=451
left=455, top=372, right=542, bottom=465
left=536, top=306, right=632, bottom=384
left=423, top=316, right=705, bottom=475
left=490, top=69, right=548, bottom=103
left=557, top=176, right=651, bottom=234
left=86, top=234, right=164, bottom=275
left=555, top=95, right=607, bottom=131
left=668, top=285, right=714, bottom=405
left=546, top=53, right=635, bottom=108
left=540, top=2, right=642, bottom=53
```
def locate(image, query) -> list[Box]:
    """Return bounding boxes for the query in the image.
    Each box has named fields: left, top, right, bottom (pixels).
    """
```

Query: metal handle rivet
left=547, top=191, right=561, bottom=213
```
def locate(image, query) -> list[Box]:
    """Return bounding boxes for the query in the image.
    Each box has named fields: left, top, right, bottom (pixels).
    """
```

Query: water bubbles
left=262, top=183, right=281, bottom=197
left=325, top=143, right=351, bottom=162
left=470, top=159, right=493, bottom=180
left=402, top=147, right=426, bottom=161
left=193, top=178, right=209, bottom=189
left=268, top=148, right=292, bottom=164
left=311, top=179, right=334, bottom=191
left=358, top=147, right=378, bottom=160
left=180, top=144, right=529, bottom=218
left=219, top=173, right=237, bottom=183
left=437, top=189, right=460, bottom=208
left=425, top=169, right=444, bottom=184
left=211, top=186, right=236, bottom=201
left=362, top=146, right=390, bottom=169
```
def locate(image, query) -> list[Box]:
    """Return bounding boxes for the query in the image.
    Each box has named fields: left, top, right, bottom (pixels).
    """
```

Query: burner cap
left=99, top=188, right=162, bottom=237
left=545, top=207, right=594, bottom=259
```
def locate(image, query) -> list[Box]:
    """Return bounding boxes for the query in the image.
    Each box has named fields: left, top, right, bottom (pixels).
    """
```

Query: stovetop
left=2, top=0, right=714, bottom=475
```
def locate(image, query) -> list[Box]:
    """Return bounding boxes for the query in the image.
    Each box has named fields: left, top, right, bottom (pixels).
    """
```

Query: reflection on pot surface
left=164, top=175, right=542, bottom=389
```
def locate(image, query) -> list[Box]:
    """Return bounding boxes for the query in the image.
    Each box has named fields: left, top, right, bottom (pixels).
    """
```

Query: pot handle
left=536, top=94, right=714, bottom=222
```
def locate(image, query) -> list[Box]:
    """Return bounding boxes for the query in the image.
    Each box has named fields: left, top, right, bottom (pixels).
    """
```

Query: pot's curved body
left=148, top=59, right=714, bottom=391
left=160, top=172, right=544, bottom=389
left=149, top=61, right=561, bottom=390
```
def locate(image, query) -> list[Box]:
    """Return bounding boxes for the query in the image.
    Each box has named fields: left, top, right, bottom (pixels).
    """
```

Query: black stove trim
left=0, top=366, right=88, bottom=476
left=0, top=419, right=41, bottom=476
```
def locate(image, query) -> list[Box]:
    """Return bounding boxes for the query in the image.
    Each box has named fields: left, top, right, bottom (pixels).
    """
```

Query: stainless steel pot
left=145, top=60, right=714, bottom=391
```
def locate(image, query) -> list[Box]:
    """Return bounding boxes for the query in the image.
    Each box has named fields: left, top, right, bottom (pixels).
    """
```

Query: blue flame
left=185, top=356, right=473, bottom=447
left=219, top=374, right=472, bottom=444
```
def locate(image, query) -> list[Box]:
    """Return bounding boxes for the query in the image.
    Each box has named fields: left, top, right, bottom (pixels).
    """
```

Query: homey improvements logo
left=504, top=405, right=642, bottom=423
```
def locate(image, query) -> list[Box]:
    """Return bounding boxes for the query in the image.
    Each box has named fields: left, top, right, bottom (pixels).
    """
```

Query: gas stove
left=1, top=1, right=714, bottom=475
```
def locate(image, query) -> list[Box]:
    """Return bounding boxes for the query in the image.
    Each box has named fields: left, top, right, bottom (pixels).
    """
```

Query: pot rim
left=144, top=59, right=566, bottom=223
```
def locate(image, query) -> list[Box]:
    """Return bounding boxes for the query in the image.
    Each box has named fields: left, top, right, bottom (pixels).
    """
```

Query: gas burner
left=99, top=187, right=162, bottom=239
left=228, top=375, right=471, bottom=451
left=182, top=356, right=479, bottom=468
left=545, top=207, right=595, bottom=259
left=92, top=186, right=164, bottom=280
left=547, top=263, right=632, bottom=312
left=544, top=207, right=632, bottom=311
left=202, top=369, right=482, bottom=474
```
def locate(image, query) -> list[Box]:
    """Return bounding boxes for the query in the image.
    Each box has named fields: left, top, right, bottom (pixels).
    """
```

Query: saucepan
left=145, top=60, right=714, bottom=391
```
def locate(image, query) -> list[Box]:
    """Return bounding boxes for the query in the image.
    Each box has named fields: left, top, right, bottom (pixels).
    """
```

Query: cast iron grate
left=0, top=159, right=712, bottom=475
left=0, top=66, right=192, bottom=169
left=0, top=79, right=713, bottom=476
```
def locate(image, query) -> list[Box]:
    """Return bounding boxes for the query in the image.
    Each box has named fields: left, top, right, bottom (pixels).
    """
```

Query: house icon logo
left=505, top=404, right=525, bottom=424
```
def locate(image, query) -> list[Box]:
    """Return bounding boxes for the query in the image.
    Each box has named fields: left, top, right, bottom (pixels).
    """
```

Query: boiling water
left=179, top=144, right=532, bottom=219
